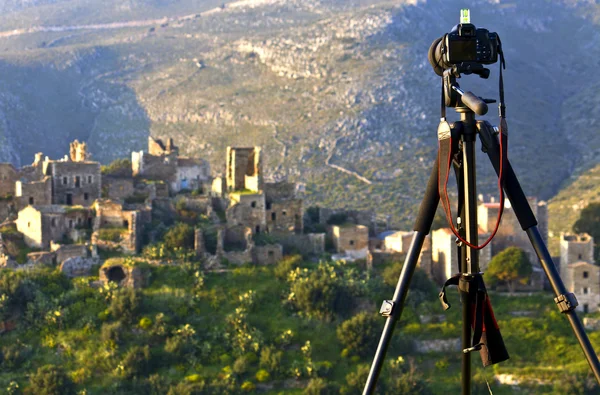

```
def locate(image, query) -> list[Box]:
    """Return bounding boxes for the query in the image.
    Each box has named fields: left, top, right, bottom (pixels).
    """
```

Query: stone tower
left=560, top=233, right=594, bottom=271
left=70, top=140, right=89, bottom=162
left=226, top=147, right=262, bottom=192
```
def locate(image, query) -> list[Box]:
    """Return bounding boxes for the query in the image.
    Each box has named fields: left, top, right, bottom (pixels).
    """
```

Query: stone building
left=226, top=192, right=267, bottom=234
left=102, top=175, right=135, bottom=201
left=48, top=159, right=101, bottom=206
left=431, top=228, right=459, bottom=284
left=15, top=176, right=52, bottom=208
left=0, top=163, right=18, bottom=197
left=132, top=137, right=211, bottom=194
left=560, top=233, right=594, bottom=270
left=370, top=230, right=433, bottom=276
left=226, top=147, right=262, bottom=192
left=93, top=199, right=144, bottom=253
left=13, top=143, right=101, bottom=208
left=16, top=205, right=94, bottom=249
left=265, top=181, right=303, bottom=235
left=430, top=227, right=493, bottom=285
left=331, top=224, right=369, bottom=259
left=560, top=233, right=599, bottom=313
left=478, top=197, right=548, bottom=263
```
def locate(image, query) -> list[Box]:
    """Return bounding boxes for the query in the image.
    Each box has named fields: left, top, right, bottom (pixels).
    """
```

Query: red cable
left=439, top=125, right=506, bottom=250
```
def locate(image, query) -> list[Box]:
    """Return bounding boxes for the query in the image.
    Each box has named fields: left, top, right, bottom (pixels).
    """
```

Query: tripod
left=363, top=70, right=600, bottom=394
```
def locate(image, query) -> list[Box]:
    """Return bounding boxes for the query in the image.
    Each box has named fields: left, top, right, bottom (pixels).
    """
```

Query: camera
left=446, top=24, right=498, bottom=64
left=428, top=22, right=500, bottom=76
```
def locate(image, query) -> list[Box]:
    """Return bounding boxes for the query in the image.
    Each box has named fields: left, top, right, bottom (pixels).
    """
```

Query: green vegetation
left=548, top=163, right=600, bottom=254
left=97, top=228, right=127, bottom=243
left=573, top=202, right=600, bottom=260
left=101, top=159, right=132, bottom=177
left=485, top=247, right=533, bottom=293
left=0, top=255, right=598, bottom=393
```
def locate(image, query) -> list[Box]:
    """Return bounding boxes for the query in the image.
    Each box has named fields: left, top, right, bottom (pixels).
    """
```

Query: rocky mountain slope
left=0, top=0, right=599, bottom=227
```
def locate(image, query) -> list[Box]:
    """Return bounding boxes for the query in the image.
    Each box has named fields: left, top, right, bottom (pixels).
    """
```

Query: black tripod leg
left=481, top=126, right=600, bottom=384
left=363, top=157, right=440, bottom=395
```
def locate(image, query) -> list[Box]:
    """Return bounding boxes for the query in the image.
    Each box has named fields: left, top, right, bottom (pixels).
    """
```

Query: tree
left=164, top=222, right=195, bottom=251
left=336, top=312, right=380, bottom=358
left=573, top=202, right=600, bottom=260
left=485, top=247, right=532, bottom=293
left=27, top=365, right=75, bottom=395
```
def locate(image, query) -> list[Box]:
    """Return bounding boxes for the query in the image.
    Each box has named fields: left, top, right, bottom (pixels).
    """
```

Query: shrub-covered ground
left=1, top=255, right=599, bottom=394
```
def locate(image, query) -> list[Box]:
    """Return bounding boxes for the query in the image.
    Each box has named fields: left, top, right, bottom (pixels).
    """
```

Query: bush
left=108, top=288, right=140, bottom=323
left=27, top=365, right=75, bottom=395
left=240, top=381, right=256, bottom=392
left=101, top=158, right=132, bottom=177
left=341, top=364, right=371, bottom=395
left=303, top=378, right=338, bottom=395
left=101, top=321, right=124, bottom=345
left=259, top=346, right=282, bottom=375
left=255, top=369, right=270, bottom=383
left=98, top=228, right=126, bottom=242
left=287, top=262, right=356, bottom=320
left=274, top=255, right=302, bottom=280
left=336, top=312, right=380, bottom=358
left=164, top=223, right=195, bottom=251
left=118, top=345, right=151, bottom=379
left=139, top=317, right=153, bottom=330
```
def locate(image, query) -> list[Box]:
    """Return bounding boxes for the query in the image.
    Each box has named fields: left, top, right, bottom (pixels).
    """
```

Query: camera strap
left=437, top=48, right=508, bottom=250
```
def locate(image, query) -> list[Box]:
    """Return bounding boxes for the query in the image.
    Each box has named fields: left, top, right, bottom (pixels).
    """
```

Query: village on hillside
left=0, top=137, right=597, bottom=312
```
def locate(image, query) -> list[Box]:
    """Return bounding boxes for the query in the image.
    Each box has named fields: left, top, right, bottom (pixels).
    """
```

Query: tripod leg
left=480, top=124, right=600, bottom=384
left=363, top=157, right=440, bottom=395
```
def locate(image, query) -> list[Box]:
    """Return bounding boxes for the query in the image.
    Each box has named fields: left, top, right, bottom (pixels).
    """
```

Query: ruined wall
left=276, top=233, right=325, bottom=256
left=0, top=199, right=16, bottom=222
left=148, top=136, right=178, bottom=156
left=226, top=147, right=262, bottom=192
left=70, top=140, right=90, bottom=162
left=102, top=176, right=135, bottom=201
left=319, top=208, right=375, bottom=235
left=479, top=198, right=545, bottom=264
left=560, top=234, right=594, bottom=268
left=266, top=199, right=303, bottom=234
left=227, top=193, right=266, bottom=233
left=51, top=243, right=88, bottom=264
left=0, top=163, right=17, bottom=197
left=264, top=181, right=296, bottom=201
left=563, top=262, right=600, bottom=313
left=134, top=152, right=177, bottom=185
left=332, top=225, right=369, bottom=253
left=383, top=231, right=413, bottom=253
left=100, top=263, right=145, bottom=288
left=431, top=228, right=457, bottom=284
left=50, top=161, right=101, bottom=206
left=253, top=244, right=283, bottom=265
left=95, top=200, right=128, bottom=229
left=16, top=176, right=52, bottom=209
left=16, top=206, right=43, bottom=248
left=224, top=225, right=251, bottom=252
left=26, top=251, right=55, bottom=266
left=176, top=158, right=211, bottom=192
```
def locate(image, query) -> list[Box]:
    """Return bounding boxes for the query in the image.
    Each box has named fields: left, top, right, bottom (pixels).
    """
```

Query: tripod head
left=443, top=65, right=496, bottom=116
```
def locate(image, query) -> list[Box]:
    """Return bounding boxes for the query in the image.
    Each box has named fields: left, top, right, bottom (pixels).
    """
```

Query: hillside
left=1, top=256, right=598, bottom=394
left=548, top=162, right=600, bottom=253
left=0, top=0, right=599, bottom=228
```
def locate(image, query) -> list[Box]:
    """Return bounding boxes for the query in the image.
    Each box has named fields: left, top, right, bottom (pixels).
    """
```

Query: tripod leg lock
left=554, top=293, right=579, bottom=313
left=380, top=300, right=395, bottom=317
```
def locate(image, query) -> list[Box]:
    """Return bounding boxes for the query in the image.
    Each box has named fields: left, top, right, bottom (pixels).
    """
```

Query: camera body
left=444, top=23, right=499, bottom=65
